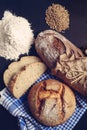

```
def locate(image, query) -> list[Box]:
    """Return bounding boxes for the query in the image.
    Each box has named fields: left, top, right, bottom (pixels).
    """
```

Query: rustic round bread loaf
left=28, top=79, right=76, bottom=126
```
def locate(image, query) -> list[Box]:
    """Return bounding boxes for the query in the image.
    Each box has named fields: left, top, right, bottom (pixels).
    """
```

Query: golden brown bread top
left=28, top=79, right=76, bottom=126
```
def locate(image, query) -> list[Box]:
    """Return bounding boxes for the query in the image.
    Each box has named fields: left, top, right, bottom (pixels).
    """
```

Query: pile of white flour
left=0, top=11, right=34, bottom=60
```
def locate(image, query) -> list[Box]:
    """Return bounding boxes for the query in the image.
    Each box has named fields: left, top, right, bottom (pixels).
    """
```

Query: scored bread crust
left=28, top=79, right=76, bottom=126
left=8, top=62, right=47, bottom=98
left=35, top=30, right=87, bottom=97
left=35, top=30, right=84, bottom=68
left=52, top=57, right=87, bottom=96
left=3, top=56, right=41, bottom=86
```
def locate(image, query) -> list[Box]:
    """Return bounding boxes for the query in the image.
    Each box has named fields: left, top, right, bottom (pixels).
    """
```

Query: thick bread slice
left=3, top=56, right=41, bottom=86
left=8, top=62, right=47, bottom=98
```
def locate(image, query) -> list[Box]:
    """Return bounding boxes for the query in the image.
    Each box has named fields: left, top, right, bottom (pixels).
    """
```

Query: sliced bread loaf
left=8, top=62, right=47, bottom=98
left=3, top=56, right=41, bottom=86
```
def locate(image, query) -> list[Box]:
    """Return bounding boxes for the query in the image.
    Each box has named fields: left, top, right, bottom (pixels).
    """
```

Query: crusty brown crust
left=35, top=30, right=84, bottom=68
left=28, top=79, right=76, bottom=126
left=52, top=57, right=87, bottom=97
left=35, top=30, right=87, bottom=97
left=53, top=71, right=86, bottom=95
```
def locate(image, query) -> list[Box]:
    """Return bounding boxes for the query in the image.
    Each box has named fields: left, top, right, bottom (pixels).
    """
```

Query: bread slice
left=8, top=62, right=47, bottom=98
left=3, top=56, right=41, bottom=86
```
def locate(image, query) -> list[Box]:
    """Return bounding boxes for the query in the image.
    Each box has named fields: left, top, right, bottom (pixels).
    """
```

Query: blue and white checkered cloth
left=0, top=71, right=87, bottom=130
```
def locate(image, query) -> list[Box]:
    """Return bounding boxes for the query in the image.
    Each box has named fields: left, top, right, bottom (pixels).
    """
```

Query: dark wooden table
left=0, top=0, right=87, bottom=129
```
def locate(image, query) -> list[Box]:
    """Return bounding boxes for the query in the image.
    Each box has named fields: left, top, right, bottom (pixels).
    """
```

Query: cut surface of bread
left=8, top=62, right=47, bottom=98
left=3, top=56, right=41, bottom=86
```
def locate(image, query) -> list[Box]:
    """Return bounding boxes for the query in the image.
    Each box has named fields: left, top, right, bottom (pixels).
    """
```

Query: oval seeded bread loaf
left=3, top=56, right=41, bottom=86
left=28, top=79, right=76, bottom=126
left=8, top=62, right=47, bottom=98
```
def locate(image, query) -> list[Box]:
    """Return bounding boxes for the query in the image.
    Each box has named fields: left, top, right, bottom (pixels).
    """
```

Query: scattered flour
left=0, top=11, right=34, bottom=60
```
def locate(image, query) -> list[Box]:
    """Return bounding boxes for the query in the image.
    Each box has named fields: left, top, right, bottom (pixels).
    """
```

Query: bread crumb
left=45, top=3, right=70, bottom=32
